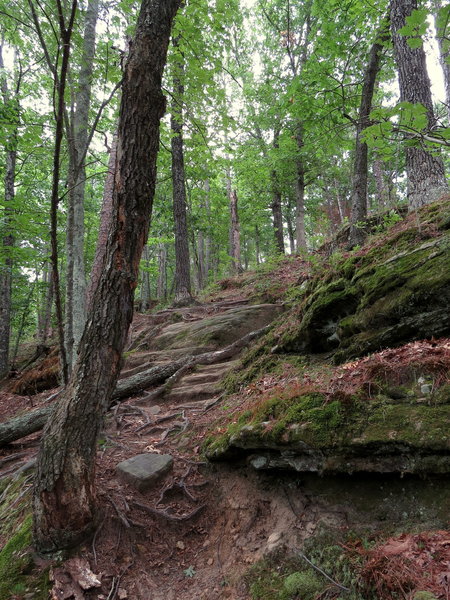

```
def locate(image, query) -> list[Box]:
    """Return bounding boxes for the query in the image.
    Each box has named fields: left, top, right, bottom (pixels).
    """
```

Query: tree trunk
left=65, top=0, right=99, bottom=370
left=349, top=19, right=388, bottom=247
left=204, top=180, right=212, bottom=280
left=295, top=127, right=307, bottom=251
left=171, top=37, right=192, bottom=306
left=32, top=0, right=181, bottom=554
left=390, top=0, right=448, bottom=209
left=37, top=266, right=54, bottom=351
left=270, top=129, right=285, bottom=254
left=229, top=189, right=242, bottom=274
left=140, top=245, right=151, bottom=310
left=86, top=137, right=117, bottom=310
left=0, top=44, right=18, bottom=379
left=157, top=242, right=167, bottom=301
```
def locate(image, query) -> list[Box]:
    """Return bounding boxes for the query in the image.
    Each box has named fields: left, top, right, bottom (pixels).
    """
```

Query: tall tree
left=390, top=0, right=448, bottom=209
left=65, top=0, right=99, bottom=370
left=171, top=33, right=193, bottom=306
left=0, top=41, right=19, bottom=378
left=349, top=17, right=389, bottom=248
left=32, top=0, right=181, bottom=553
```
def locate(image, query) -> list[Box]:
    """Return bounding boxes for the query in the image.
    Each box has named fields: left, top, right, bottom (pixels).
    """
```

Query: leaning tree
left=32, top=0, right=181, bottom=553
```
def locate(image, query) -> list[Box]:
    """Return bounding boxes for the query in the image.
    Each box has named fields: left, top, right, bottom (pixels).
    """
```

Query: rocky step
left=176, top=360, right=239, bottom=386
left=165, top=381, right=223, bottom=403
left=120, top=346, right=215, bottom=379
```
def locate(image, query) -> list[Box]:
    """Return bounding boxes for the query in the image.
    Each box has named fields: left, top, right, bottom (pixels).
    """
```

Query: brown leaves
left=358, top=530, right=450, bottom=599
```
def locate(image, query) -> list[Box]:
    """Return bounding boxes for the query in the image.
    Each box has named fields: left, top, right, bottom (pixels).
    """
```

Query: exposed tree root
left=0, top=324, right=270, bottom=446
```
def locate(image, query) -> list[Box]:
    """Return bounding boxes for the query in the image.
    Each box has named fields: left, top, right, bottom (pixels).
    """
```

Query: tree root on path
left=0, top=324, right=271, bottom=446
left=132, top=501, right=205, bottom=522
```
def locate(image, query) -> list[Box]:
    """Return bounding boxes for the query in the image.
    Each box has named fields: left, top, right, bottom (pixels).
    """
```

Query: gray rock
left=116, top=453, right=173, bottom=491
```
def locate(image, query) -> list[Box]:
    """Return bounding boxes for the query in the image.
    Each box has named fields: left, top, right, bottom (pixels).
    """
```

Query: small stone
left=207, top=558, right=214, bottom=565
left=176, top=540, right=185, bottom=550
left=202, top=539, right=210, bottom=548
left=148, top=405, right=162, bottom=415
left=117, top=589, right=128, bottom=600
left=116, top=453, right=173, bottom=491
left=420, top=384, right=432, bottom=395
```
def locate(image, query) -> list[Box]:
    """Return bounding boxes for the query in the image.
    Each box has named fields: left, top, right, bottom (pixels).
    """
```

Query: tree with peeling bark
left=390, top=0, right=448, bottom=209
left=32, top=0, right=181, bottom=554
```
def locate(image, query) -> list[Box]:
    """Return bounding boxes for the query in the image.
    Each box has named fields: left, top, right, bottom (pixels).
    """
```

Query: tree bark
left=229, top=189, right=242, bottom=274
left=86, top=137, right=117, bottom=310
left=271, top=129, right=285, bottom=254
left=32, top=0, right=181, bottom=554
left=390, top=0, right=448, bottom=209
left=65, top=0, right=99, bottom=370
left=295, top=127, right=307, bottom=251
left=0, top=44, right=18, bottom=379
left=171, top=36, right=193, bottom=306
left=349, top=18, right=388, bottom=247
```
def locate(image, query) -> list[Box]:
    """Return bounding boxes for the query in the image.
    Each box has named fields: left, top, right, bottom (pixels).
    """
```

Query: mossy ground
left=0, top=474, right=50, bottom=600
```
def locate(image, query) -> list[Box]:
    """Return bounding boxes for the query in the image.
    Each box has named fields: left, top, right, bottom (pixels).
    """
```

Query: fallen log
left=0, top=325, right=270, bottom=446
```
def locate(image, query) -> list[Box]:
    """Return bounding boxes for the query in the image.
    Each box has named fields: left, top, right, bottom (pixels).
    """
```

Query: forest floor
left=1, top=254, right=450, bottom=600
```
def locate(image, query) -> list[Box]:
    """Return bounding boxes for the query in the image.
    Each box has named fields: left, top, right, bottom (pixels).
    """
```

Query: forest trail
left=82, top=299, right=344, bottom=600
left=0, top=298, right=334, bottom=599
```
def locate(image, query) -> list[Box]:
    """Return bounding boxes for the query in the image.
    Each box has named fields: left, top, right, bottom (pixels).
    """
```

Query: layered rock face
left=204, top=201, right=450, bottom=476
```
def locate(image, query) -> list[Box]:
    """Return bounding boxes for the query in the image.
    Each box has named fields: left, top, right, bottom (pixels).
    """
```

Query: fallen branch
left=0, top=324, right=271, bottom=446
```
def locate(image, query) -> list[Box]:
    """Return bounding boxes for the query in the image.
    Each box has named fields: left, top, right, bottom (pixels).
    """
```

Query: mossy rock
left=278, top=201, right=450, bottom=361
left=205, top=389, right=450, bottom=474
left=147, top=304, right=283, bottom=351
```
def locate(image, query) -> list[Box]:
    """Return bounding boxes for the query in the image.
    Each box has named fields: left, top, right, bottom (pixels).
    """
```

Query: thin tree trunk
left=391, top=0, right=448, bottom=209
left=270, top=128, right=285, bottom=253
left=171, top=36, right=192, bottom=305
left=229, top=189, right=242, bottom=274
left=86, top=137, right=117, bottom=310
left=49, top=0, right=78, bottom=386
left=204, top=180, right=212, bottom=280
left=295, top=127, right=307, bottom=251
left=255, top=225, right=261, bottom=265
left=157, top=242, right=167, bottom=301
left=32, top=0, right=181, bottom=554
left=349, top=18, right=388, bottom=247
left=37, top=266, right=54, bottom=351
left=286, top=197, right=296, bottom=254
left=65, top=0, right=99, bottom=370
left=140, top=245, right=151, bottom=310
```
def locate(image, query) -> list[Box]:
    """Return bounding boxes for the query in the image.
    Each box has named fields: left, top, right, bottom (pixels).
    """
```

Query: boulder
left=277, top=202, right=450, bottom=362
left=146, top=304, right=283, bottom=352
left=116, top=453, right=173, bottom=491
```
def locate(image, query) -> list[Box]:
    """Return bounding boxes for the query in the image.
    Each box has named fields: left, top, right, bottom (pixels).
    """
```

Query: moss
left=0, top=514, right=50, bottom=600
left=283, top=570, right=322, bottom=598
left=413, top=592, right=438, bottom=600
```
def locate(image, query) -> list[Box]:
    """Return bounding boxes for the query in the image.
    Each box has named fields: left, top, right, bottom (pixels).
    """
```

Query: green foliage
left=398, top=8, right=428, bottom=49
